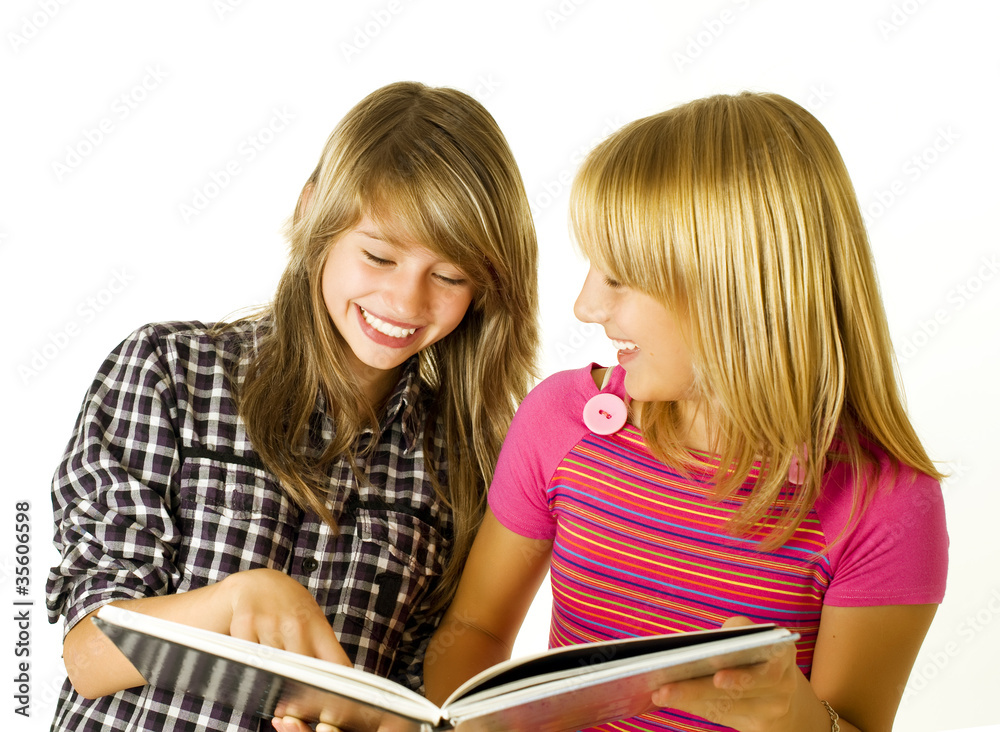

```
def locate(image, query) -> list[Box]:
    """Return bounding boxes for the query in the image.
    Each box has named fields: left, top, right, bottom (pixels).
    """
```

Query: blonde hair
left=236, top=81, right=538, bottom=605
left=570, top=91, right=941, bottom=547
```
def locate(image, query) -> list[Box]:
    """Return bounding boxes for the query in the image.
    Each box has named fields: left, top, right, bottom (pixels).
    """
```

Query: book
left=94, top=605, right=799, bottom=732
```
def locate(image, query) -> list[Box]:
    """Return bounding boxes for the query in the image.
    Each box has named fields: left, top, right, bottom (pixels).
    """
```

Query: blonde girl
left=46, top=81, right=538, bottom=732
left=425, top=92, right=947, bottom=732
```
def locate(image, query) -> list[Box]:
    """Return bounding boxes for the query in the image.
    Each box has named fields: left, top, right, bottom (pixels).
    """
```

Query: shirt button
left=301, top=556, right=319, bottom=573
left=583, top=393, right=628, bottom=435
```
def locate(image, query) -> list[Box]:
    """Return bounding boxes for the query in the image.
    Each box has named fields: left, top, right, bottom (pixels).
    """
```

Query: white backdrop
left=2, top=2, right=998, bottom=730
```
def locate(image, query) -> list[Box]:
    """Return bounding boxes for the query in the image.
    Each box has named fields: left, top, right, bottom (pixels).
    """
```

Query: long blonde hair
left=570, top=91, right=941, bottom=547
left=236, top=81, right=538, bottom=605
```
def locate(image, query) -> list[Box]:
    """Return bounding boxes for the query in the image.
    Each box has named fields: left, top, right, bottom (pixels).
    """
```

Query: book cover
left=94, top=605, right=799, bottom=732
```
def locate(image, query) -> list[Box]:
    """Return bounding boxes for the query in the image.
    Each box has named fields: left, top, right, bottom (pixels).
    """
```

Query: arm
left=423, top=509, right=552, bottom=705
left=64, top=568, right=351, bottom=699
left=651, top=603, right=938, bottom=732
left=49, top=327, right=349, bottom=700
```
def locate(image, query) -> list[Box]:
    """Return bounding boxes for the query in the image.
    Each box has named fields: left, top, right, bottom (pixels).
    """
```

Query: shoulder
left=517, top=363, right=605, bottom=416
left=88, top=320, right=266, bottom=407
left=817, top=446, right=948, bottom=606
left=819, top=446, right=945, bottom=530
left=107, top=320, right=262, bottom=370
left=489, top=364, right=610, bottom=539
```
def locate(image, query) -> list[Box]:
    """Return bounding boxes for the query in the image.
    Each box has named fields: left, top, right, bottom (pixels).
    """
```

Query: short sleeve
left=817, top=460, right=949, bottom=607
left=45, top=325, right=185, bottom=634
left=488, top=367, right=597, bottom=541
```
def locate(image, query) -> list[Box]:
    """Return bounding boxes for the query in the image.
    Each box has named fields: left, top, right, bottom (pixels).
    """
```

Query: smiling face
left=322, top=215, right=475, bottom=402
left=574, top=264, right=698, bottom=404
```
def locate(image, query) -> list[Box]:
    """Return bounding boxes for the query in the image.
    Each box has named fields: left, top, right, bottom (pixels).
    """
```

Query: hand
left=221, top=568, right=351, bottom=666
left=272, top=716, right=341, bottom=732
left=650, top=616, right=805, bottom=732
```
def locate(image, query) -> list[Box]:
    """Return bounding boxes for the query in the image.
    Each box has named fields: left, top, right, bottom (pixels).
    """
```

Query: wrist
left=819, top=700, right=841, bottom=731
left=779, top=672, right=846, bottom=732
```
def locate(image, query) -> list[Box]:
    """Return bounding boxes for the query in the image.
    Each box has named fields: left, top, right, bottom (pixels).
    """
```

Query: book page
left=445, top=628, right=798, bottom=732
left=444, top=624, right=778, bottom=705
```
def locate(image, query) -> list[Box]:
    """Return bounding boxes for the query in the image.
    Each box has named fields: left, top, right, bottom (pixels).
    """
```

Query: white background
left=2, top=1, right=998, bottom=730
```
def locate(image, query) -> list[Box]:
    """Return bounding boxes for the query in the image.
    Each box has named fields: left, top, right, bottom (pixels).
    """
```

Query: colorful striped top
left=489, top=364, right=947, bottom=732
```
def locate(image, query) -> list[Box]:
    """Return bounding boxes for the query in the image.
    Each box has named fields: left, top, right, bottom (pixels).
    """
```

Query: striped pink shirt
left=489, top=364, right=947, bottom=732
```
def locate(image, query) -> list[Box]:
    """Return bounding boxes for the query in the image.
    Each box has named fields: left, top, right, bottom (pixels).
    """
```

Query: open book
left=94, top=605, right=798, bottom=732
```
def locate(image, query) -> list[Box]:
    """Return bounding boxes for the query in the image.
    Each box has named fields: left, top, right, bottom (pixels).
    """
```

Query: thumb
left=721, top=615, right=754, bottom=629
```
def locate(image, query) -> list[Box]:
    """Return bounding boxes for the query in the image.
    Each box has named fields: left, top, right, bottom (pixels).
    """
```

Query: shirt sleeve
left=817, top=457, right=949, bottom=607
left=45, top=325, right=185, bottom=635
left=488, top=367, right=594, bottom=541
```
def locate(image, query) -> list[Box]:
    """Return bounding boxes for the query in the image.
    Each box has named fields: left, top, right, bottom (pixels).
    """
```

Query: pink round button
left=582, top=393, right=628, bottom=435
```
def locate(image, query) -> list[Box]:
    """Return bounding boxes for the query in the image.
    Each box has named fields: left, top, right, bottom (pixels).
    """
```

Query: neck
left=634, top=399, right=715, bottom=453
left=354, top=365, right=401, bottom=407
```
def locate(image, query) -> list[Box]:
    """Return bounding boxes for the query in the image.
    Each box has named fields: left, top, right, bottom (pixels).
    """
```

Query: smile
left=359, top=306, right=418, bottom=338
left=612, top=339, right=638, bottom=351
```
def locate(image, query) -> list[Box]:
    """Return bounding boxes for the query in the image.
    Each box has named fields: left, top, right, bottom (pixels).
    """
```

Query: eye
left=603, top=276, right=623, bottom=289
left=362, top=250, right=393, bottom=266
left=434, top=272, right=468, bottom=287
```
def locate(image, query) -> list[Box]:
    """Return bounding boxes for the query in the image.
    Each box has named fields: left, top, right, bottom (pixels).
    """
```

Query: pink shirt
left=489, top=364, right=948, bottom=732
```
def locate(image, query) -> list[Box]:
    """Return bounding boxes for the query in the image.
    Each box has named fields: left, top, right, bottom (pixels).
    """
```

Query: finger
left=720, top=615, right=754, bottom=628
left=653, top=673, right=728, bottom=707
left=653, top=675, right=765, bottom=728
left=270, top=611, right=351, bottom=666
left=275, top=716, right=314, bottom=732
left=652, top=662, right=772, bottom=709
left=308, top=625, right=353, bottom=667
left=315, top=724, right=344, bottom=732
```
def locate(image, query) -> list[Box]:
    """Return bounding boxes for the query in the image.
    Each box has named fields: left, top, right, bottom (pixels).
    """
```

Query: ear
left=294, top=181, right=316, bottom=222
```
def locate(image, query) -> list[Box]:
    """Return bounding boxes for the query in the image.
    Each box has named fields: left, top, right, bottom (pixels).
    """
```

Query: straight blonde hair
left=571, top=92, right=941, bottom=547
left=234, top=82, right=538, bottom=606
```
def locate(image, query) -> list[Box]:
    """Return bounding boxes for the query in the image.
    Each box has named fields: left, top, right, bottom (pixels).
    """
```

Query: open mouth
left=359, top=306, right=418, bottom=339
left=611, top=339, right=638, bottom=352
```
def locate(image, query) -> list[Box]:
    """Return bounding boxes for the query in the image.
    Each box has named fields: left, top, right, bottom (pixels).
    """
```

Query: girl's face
left=322, top=215, right=475, bottom=401
left=574, top=264, right=698, bottom=404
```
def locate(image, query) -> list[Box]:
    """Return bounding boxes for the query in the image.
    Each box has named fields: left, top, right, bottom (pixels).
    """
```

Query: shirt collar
left=381, top=355, right=424, bottom=453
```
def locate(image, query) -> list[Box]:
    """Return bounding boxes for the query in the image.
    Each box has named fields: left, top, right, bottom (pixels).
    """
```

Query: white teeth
left=612, top=339, right=638, bottom=351
left=360, top=307, right=417, bottom=338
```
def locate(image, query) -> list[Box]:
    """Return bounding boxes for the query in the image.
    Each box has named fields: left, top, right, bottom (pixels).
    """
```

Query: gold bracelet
left=820, top=700, right=841, bottom=732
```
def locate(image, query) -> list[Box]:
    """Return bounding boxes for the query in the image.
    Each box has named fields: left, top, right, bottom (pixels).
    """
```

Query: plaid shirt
left=45, top=320, right=454, bottom=731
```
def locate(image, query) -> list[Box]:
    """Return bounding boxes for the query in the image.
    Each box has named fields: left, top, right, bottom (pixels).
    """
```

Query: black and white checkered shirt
left=45, top=320, right=454, bottom=731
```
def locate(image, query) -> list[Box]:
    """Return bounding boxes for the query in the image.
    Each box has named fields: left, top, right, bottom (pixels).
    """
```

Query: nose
left=574, top=265, right=608, bottom=325
left=384, top=269, right=429, bottom=320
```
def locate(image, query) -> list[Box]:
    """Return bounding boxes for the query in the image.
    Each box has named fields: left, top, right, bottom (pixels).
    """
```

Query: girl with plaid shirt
left=46, top=81, right=538, bottom=732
